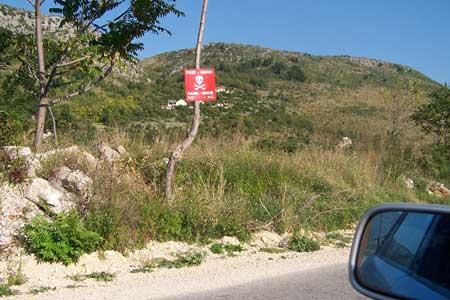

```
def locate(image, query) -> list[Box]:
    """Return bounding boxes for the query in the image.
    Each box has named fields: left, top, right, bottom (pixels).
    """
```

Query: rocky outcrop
left=50, top=166, right=92, bottom=199
left=427, top=182, right=450, bottom=197
left=24, top=178, right=75, bottom=213
left=3, top=146, right=42, bottom=177
left=96, top=142, right=122, bottom=163
left=36, top=146, right=99, bottom=172
left=0, top=142, right=126, bottom=251
left=0, top=184, right=41, bottom=248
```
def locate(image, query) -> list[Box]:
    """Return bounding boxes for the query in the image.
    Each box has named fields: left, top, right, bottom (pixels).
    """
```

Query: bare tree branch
left=47, top=106, right=58, bottom=148
left=49, top=64, right=114, bottom=105
left=16, top=56, right=40, bottom=81
left=26, top=0, right=35, bottom=8
left=56, top=55, right=90, bottom=68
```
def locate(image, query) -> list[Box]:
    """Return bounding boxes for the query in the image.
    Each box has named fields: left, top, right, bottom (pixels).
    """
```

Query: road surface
left=159, top=263, right=366, bottom=300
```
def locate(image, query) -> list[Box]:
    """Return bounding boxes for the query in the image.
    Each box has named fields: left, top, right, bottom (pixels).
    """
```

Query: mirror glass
left=356, top=210, right=450, bottom=300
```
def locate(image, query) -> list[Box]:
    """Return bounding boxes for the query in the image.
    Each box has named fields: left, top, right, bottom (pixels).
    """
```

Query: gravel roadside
left=4, top=244, right=352, bottom=300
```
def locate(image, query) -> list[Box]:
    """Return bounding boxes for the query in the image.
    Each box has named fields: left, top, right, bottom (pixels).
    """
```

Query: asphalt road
left=159, top=263, right=367, bottom=300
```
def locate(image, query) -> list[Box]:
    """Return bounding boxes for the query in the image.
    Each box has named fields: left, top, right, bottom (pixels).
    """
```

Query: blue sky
left=2, top=0, right=449, bottom=84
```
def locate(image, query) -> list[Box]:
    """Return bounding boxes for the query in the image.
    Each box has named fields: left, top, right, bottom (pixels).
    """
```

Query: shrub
left=23, top=211, right=102, bottom=265
left=285, top=65, right=306, bottom=82
left=288, top=236, right=320, bottom=252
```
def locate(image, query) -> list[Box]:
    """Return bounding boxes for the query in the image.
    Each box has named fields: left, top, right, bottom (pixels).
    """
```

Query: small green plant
left=325, top=232, right=352, bottom=247
left=158, top=252, right=204, bottom=269
left=0, top=283, right=18, bottom=297
left=85, top=272, right=115, bottom=282
left=260, top=247, right=286, bottom=254
left=67, top=272, right=115, bottom=282
left=66, top=274, right=85, bottom=282
left=132, top=252, right=204, bottom=273
left=223, top=243, right=243, bottom=253
left=23, top=211, right=102, bottom=265
left=210, top=243, right=224, bottom=254
left=6, top=272, right=26, bottom=286
left=288, top=236, right=320, bottom=252
left=210, top=243, right=243, bottom=255
left=29, top=286, right=56, bottom=295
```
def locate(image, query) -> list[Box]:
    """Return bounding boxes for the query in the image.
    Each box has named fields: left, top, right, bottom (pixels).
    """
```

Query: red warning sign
left=184, top=69, right=216, bottom=102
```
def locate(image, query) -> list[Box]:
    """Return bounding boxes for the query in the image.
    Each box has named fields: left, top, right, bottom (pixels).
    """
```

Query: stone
left=427, top=182, right=450, bottom=197
left=116, top=145, right=128, bottom=156
left=403, top=178, right=414, bottom=189
left=24, top=178, right=73, bottom=213
left=63, top=170, right=93, bottom=198
left=0, top=183, right=41, bottom=248
left=220, top=236, right=240, bottom=246
left=253, top=231, right=283, bottom=247
left=2, top=146, right=41, bottom=177
left=338, top=137, right=352, bottom=148
left=97, top=142, right=121, bottom=163
left=0, top=234, right=12, bottom=248
left=52, top=166, right=72, bottom=183
left=278, top=236, right=291, bottom=248
left=37, top=146, right=99, bottom=172
left=3, top=146, right=32, bottom=160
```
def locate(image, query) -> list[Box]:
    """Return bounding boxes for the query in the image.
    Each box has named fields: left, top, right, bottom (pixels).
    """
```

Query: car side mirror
left=349, top=203, right=450, bottom=300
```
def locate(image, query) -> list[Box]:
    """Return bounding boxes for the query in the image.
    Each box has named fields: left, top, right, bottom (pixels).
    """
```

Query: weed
left=85, top=272, right=115, bottom=282
left=67, top=272, right=115, bottom=282
left=210, top=243, right=243, bottom=255
left=325, top=232, right=352, bottom=246
left=132, top=252, right=204, bottom=273
left=260, top=247, right=286, bottom=254
left=29, top=286, right=56, bottom=295
left=223, top=243, right=243, bottom=253
left=66, top=274, right=85, bottom=282
left=0, top=284, right=18, bottom=297
left=6, top=272, right=26, bottom=286
left=288, top=236, right=320, bottom=252
left=210, top=243, right=224, bottom=254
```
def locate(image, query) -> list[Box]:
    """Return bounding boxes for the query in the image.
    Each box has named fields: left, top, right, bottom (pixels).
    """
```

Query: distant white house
left=216, top=85, right=226, bottom=93
left=175, top=99, right=187, bottom=107
left=162, top=99, right=188, bottom=110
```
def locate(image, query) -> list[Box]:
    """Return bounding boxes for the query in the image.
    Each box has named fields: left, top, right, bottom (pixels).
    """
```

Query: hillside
left=0, top=3, right=441, bottom=150
left=130, top=43, right=439, bottom=149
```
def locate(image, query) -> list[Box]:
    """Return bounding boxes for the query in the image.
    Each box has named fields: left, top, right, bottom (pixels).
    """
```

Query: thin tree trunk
left=33, top=0, right=48, bottom=150
left=165, top=0, right=209, bottom=201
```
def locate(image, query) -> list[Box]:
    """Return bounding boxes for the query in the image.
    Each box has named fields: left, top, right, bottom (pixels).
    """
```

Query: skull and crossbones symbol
left=194, top=75, right=206, bottom=91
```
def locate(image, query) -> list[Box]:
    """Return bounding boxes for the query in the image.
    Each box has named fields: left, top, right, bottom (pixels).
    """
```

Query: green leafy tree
left=412, top=85, right=450, bottom=146
left=18, top=0, right=183, bottom=149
